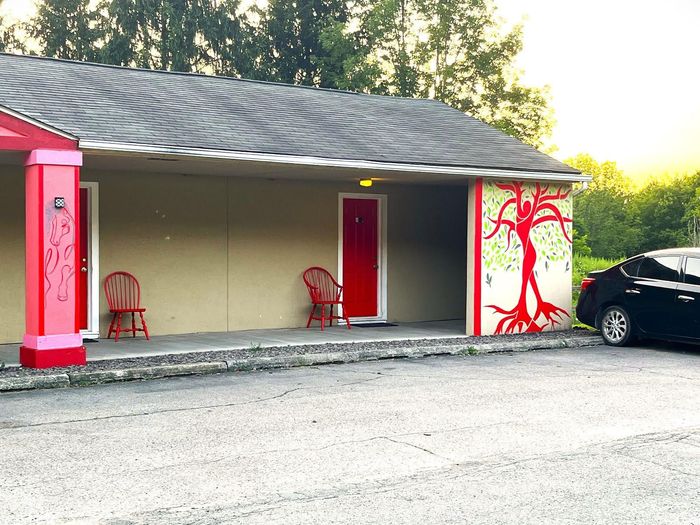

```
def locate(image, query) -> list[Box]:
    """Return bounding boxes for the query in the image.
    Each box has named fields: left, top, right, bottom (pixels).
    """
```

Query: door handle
left=81, top=267, right=88, bottom=273
left=677, top=295, right=695, bottom=302
left=625, top=288, right=641, bottom=294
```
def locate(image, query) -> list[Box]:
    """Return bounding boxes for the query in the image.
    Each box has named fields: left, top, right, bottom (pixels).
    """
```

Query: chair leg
left=342, top=304, right=351, bottom=330
left=307, top=304, right=317, bottom=328
left=131, top=312, right=136, bottom=337
left=320, top=305, right=326, bottom=331
left=329, top=305, right=334, bottom=327
left=107, top=312, right=117, bottom=339
left=140, top=312, right=150, bottom=340
left=115, top=313, right=123, bottom=342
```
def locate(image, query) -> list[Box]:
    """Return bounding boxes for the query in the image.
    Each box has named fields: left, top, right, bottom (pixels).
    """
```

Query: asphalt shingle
left=0, top=53, right=579, bottom=175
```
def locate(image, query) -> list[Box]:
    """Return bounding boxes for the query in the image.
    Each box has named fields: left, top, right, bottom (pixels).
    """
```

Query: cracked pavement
left=0, top=344, right=698, bottom=524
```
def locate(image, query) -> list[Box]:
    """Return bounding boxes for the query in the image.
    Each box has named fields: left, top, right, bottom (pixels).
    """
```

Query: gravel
left=0, top=328, right=597, bottom=378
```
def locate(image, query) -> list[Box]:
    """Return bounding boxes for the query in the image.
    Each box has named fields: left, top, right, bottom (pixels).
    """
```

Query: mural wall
left=479, top=180, right=573, bottom=334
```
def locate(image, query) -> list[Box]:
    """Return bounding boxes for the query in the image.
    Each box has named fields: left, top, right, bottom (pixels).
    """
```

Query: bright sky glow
left=2, top=0, right=699, bottom=182
left=497, top=0, right=700, bottom=181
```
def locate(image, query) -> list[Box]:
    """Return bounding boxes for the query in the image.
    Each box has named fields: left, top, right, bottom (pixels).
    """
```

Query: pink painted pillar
left=21, top=149, right=86, bottom=368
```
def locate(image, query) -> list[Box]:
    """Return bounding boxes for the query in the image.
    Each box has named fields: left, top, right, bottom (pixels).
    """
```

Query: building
left=0, top=53, right=586, bottom=368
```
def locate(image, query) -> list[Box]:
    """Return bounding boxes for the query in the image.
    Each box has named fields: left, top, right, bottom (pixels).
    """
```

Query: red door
left=343, top=198, right=379, bottom=318
left=79, top=188, right=89, bottom=330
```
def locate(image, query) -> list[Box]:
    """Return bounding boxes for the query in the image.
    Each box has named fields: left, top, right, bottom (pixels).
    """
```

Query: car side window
left=637, top=256, right=680, bottom=282
left=684, top=257, right=700, bottom=285
left=621, top=259, right=642, bottom=277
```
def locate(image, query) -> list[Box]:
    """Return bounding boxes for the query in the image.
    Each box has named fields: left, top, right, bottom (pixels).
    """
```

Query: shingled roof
left=0, top=53, right=579, bottom=176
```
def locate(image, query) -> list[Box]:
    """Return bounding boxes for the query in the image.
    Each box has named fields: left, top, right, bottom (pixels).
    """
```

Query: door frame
left=80, top=181, right=100, bottom=339
left=337, top=193, right=388, bottom=323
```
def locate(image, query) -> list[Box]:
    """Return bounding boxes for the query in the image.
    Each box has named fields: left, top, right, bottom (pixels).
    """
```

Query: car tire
left=600, top=306, right=634, bottom=346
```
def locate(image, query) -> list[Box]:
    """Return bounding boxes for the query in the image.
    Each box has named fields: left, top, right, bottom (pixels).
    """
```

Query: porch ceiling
left=81, top=149, right=474, bottom=185
left=0, top=148, right=464, bottom=184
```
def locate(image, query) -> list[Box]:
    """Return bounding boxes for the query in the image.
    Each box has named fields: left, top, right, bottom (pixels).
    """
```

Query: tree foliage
left=570, top=153, right=700, bottom=258
left=202, top=0, right=258, bottom=78
left=257, top=0, right=351, bottom=86
left=98, top=0, right=218, bottom=71
left=0, top=10, right=26, bottom=53
left=362, top=0, right=554, bottom=147
left=0, top=14, right=9, bottom=52
left=567, top=154, right=639, bottom=259
left=10, top=0, right=554, bottom=147
left=632, top=173, right=700, bottom=253
left=29, top=0, right=102, bottom=61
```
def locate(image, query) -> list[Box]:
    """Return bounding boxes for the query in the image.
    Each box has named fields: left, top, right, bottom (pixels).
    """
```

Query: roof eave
left=79, top=140, right=589, bottom=183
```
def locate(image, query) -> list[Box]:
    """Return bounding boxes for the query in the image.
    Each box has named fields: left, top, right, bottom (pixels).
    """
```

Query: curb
left=0, top=374, right=70, bottom=392
left=227, top=335, right=603, bottom=371
left=68, top=362, right=228, bottom=387
left=0, top=334, right=603, bottom=393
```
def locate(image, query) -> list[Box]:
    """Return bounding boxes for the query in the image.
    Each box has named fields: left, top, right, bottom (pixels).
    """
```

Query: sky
left=1, top=0, right=699, bottom=182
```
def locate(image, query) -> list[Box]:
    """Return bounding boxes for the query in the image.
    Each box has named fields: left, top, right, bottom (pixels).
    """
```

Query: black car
left=576, top=248, right=700, bottom=346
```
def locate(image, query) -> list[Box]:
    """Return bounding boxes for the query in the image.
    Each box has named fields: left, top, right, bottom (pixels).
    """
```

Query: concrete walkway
left=0, top=320, right=466, bottom=366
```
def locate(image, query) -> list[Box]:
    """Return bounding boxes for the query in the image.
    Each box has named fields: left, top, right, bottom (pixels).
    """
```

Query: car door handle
left=625, top=288, right=641, bottom=294
left=677, top=295, right=695, bottom=302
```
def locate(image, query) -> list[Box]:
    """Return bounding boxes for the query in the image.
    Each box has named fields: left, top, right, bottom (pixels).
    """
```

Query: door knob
left=81, top=267, right=88, bottom=273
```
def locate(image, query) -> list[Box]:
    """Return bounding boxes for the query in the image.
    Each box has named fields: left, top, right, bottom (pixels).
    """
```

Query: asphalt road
left=1, top=344, right=698, bottom=524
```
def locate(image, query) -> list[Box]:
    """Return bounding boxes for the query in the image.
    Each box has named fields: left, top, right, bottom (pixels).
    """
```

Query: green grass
left=571, top=254, right=625, bottom=327
left=572, top=254, right=624, bottom=288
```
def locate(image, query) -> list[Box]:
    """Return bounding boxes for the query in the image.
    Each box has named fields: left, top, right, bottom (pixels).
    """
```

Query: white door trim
left=337, top=193, right=388, bottom=323
left=80, top=182, right=100, bottom=339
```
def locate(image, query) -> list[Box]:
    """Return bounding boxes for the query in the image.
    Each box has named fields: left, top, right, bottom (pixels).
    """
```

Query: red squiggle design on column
left=44, top=208, right=75, bottom=302
left=484, top=182, right=572, bottom=334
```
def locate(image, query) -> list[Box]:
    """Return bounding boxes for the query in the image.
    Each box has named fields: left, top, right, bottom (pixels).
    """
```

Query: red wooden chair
left=302, top=267, right=351, bottom=331
left=104, top=271, right=150, bottom=342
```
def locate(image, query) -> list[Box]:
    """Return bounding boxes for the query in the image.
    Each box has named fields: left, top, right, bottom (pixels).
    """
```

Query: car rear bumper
left=575, top=290, right=598, bottom=328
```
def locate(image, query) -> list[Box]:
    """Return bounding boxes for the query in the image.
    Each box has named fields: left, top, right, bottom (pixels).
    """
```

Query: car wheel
left=600, top=306, right=634, bottom=346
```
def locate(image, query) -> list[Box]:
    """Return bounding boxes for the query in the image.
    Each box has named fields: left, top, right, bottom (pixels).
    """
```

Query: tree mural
left=483, top=181, right=572, bottom=334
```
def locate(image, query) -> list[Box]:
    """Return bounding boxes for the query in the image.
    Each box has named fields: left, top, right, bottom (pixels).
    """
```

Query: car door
left=673, top=256, right=700, bottom=340
left=624, top=255, right=680, bottom=336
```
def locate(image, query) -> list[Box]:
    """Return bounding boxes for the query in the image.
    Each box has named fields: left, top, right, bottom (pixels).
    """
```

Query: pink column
left=21, top=149, right=86, bottom=368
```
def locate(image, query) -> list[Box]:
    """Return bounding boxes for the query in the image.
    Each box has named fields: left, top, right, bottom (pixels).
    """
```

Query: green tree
left=317, top=15, right=383, bottom=92
left=567, top=153, right=639, bottom=259
left=203, top=0, right=258, bottom=78
left=29, top=0, right=102, bottom=61
left=361, top=0, right=420, bottom=96
left=571, top=228, right=592, bottom=257
left=255, top=0, right=373, bottom=89
left=0, top=14, right=11, bottom=52
left=631, top=173, right=700, bottom=252
left=0, top=1, right=27, bottom=53
left=361, top=0, right=554, bottom=147
left=99, top=0, right=215, bottom=71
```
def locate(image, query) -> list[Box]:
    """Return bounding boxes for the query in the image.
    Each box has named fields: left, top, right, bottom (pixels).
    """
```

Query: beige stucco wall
left=92, top=171, right=229, bottom=336
left=0, top=166, right=466, bottom=343
left=227, top=179, right=467, bottom=329
left=0, top=166, right=25, bottom=343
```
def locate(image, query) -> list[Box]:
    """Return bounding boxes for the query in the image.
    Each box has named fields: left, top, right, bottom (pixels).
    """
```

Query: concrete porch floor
left=0, top=320, right=466, bottom=367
